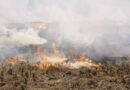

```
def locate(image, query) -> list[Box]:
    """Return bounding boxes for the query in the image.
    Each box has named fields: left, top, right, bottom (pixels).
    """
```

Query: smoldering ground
left=0, top=0, right=130, bottom=60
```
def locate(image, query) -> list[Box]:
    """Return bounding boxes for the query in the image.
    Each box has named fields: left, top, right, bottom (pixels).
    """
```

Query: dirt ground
left=0, top=60, right=130, bottom=90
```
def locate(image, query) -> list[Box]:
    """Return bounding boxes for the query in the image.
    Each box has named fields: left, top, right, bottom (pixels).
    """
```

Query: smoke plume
left=0, top=0, right=130, bottom=59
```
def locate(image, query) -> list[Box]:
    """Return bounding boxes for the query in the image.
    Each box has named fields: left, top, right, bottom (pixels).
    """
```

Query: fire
left=10, top=61, right=16, bottom=66
left=52, top=43, right=59, bottom=57
left=34, top=22, right=47, bottom=30
left=34, top=45, right=52, bottom=69
left=33, top=43, right=67, bottom=69
left=8, top=43, right=102, bottom=70
left=43, top=57, right=51, bottom=65
left=7, top=21, right=102, bottom=70
left=34, top=45, right=44, bottom=57
left=9, top=56, right=20, bottom=66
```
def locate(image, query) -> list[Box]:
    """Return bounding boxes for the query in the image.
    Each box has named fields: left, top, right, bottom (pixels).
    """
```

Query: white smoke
left=0, top=26, right=47, bottom=48
left=0, top=0, right=130, bottom=59
left=0, top=25, right=47, bottom=59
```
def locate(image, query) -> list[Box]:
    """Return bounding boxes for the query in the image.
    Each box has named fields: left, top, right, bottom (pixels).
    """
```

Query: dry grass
left=0, top=60, right=130, bottom=90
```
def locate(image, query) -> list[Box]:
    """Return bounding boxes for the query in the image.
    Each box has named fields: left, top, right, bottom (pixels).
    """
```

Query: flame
left=34, top=45, right=43, bottom=57
left=6, top=21, right=102, bottom=69
left=10, top=61, right=16, bottom=66
left=8, top=42, right=102, bottom=70
left=34, top=22, right=47, bottom=30
left=9, top=56, right=20, bottom=66
left=33, top=43, right=68, bottom=69
left=52, top=43, right=59, bottom=57
left=34, top=45, right=51, bottom=69
left=43, top=57, right=51, bottom=65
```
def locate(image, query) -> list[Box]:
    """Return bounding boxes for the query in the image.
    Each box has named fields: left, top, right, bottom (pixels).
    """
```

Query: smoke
left=0, top=24, right=47, bottom=59
left=0, top=0, right=130, bottom=59
left=0, top=26, right=47, bottom=47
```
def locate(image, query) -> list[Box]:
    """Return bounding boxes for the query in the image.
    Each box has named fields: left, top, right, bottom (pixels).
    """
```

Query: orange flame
left=8, top=43, right=102, bottom=70
left=34, top=22, right=47, bottom=30
left=34, top=45, right=52, bottom=69
left=52, top=43, right=59, bottom=57
left=10, top=61, right=16, bottom=66
left=34, top=45, right=44, bottom=57
left=9, top=56, right=20, bottom=66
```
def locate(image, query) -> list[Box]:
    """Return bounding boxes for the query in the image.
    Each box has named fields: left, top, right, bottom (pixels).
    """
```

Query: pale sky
left=0, top=0, right=130, bottom=58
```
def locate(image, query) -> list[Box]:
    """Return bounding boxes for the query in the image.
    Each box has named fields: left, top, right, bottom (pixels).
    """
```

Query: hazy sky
left=0, top=0, right=130, bottom=59
left=0, top=0, right=130, bottom=23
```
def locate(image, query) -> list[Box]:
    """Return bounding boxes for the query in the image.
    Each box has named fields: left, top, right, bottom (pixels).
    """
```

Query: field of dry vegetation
left=0, top=60, right=130, bottom=90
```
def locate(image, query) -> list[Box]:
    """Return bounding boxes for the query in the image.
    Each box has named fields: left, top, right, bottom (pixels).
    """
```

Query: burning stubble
left=0, top=1, right=130, bottom=90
